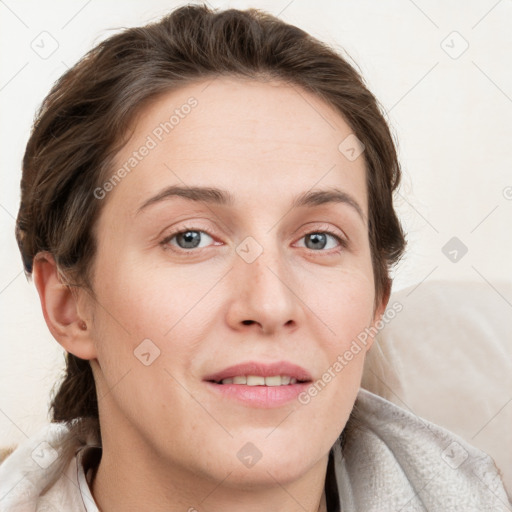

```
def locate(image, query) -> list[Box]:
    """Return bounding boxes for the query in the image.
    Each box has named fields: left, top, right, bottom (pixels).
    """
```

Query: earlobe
left=33, top=252, right=97, bottom=360
left=375, top=277, right=392, bottom=321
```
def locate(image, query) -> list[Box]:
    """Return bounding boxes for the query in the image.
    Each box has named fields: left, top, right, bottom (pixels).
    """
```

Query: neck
left=90, top=430, right=330, bottom=512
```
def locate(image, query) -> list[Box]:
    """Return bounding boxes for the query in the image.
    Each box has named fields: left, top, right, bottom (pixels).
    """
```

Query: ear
left=374, top=277, right=392, bottom=321
left=33, top=252, right=97, bottom=360
left=366, top=277, right=392, bottom=351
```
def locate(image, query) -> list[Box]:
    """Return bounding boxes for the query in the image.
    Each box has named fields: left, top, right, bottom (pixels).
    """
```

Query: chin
left=220, top=460, right=312, bottom=490
left=207, top=439, right=325, bottom=489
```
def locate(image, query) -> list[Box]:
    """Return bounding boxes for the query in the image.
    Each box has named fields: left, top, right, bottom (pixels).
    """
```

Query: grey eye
left=303, top=232, right=339, bottom=250
left=170, top=230, right=214, bottom=249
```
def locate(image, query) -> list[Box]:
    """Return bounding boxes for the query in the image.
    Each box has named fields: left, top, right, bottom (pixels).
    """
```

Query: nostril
left=242, top=320, right=255, bottom=325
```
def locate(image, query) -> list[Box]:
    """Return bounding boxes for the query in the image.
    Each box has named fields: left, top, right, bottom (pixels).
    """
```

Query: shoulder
left=332, top=388, right=511, bottom=511
left=0, top=417, right=100, bottom=511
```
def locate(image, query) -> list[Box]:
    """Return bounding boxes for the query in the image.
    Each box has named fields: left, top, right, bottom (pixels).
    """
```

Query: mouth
left=203, top=361, right=313, bottom=408
left=203, top=360, right=313, bottom=385
left=209, top=375, right=309, bottom=386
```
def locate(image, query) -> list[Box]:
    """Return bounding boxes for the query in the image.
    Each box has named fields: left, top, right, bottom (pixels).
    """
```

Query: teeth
left=264, top=376, right=282, bottom=386
left=219, top=375, right=301, bottom=386
left=247, top=376, right=265, bottom=386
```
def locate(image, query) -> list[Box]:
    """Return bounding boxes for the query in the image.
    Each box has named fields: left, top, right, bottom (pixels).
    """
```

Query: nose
left=225, top=240, right=303, bottom=336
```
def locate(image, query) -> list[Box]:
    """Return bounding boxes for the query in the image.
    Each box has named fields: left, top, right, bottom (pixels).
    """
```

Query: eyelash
left=160, top=225, right=348, bottom=254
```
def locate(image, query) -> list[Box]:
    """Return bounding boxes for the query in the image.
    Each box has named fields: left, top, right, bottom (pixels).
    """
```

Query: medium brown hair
left=16, top=4, right=406, bottom=424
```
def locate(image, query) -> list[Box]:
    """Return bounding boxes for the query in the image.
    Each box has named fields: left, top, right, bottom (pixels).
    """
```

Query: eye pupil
left=305, top=233, right=327, bottom=250
left=177, top=231, right=201, bottom=248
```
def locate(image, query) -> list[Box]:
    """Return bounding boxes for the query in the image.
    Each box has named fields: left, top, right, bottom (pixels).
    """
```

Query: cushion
left=362, top=279, right=512, bottom=494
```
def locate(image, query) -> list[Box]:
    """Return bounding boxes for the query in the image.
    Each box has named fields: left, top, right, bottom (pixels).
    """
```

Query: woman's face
left=84, top=77, right=386, bottom=487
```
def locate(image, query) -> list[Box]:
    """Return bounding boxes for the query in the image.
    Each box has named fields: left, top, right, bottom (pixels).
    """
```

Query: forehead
left=104, top=76, right=368, bottom=217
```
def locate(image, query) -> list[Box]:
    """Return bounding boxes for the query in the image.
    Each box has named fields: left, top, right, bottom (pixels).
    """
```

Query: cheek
left=297, top=264, right=376, bottom=399
left=89, top=252, right=226, bottom=376
left=299, top=255, right=376, bottom=335
left=94, top=240, right=216, bottom=323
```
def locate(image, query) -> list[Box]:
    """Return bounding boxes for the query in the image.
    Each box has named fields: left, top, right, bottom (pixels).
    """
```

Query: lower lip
left=204, top=381, right=311, bottom=408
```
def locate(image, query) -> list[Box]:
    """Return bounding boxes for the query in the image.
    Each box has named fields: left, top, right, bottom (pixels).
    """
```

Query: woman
left=0, top=5, right=509, bottom=511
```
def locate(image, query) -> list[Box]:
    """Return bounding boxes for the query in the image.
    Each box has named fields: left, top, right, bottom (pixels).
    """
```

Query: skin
left=34, top=77, right=389, bottom=512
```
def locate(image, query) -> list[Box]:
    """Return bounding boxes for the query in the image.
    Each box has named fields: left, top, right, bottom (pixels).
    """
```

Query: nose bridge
left=229, top=233, right=300, bottom=333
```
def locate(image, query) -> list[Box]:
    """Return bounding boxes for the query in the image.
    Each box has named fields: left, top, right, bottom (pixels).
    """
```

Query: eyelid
left=294, top=222, right=348, bottom=244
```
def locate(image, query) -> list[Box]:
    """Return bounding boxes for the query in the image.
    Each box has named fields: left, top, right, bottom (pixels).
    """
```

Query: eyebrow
left=136, top=185, right=365, bottom=222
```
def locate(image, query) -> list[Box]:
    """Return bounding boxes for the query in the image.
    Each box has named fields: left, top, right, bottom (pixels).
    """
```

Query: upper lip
left=203, top=360, right=313, bottom=383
